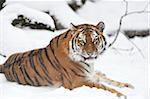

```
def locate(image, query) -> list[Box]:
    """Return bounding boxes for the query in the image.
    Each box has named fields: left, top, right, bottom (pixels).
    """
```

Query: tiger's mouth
left=81, top=55, right=98, bottom=60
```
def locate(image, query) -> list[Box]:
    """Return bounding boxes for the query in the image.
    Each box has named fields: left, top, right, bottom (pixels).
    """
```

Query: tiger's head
left=69, top=22, right=107, bottom=61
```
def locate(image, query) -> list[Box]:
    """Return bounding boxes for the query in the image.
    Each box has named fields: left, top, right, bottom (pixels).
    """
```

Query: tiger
left=0, top=22, right=134, bottom=99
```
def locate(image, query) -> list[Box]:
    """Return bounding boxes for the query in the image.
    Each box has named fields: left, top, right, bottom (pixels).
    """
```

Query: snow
left=6, top=1, right=90, bottom=28
left=0, top=1, right=149, bottom=99
left=77, top=1, right=149, bottom=30
left=45, top=1, right=90, bottom=27
left=0, top=3, right=55, bottom=29
left=0, top=3, right=56, bottom=56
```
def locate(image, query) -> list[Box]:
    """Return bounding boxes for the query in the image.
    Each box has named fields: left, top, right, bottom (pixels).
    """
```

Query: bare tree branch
left=108, top=0, right=150, bottom=50
left=123, top=0, right=128, bottom=15
left=107, top=0, right=150, bottom=48
left=0, top=53, right=6, bottom=58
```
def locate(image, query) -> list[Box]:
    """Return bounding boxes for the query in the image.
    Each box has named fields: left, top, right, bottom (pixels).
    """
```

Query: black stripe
left=29, top=56, right=44, bottom=80
left=15, top=72, right=21, bottom=84
left=62, top=67, right=70, bottom=78
left=74, top=65, right=85, bottom=74
left=99, top=35, right=107, bottom=54
left=6, top=54, right=17, bottom=68
left=71, top=38, right=75, bottom=52
left=71, top=69, right=86, bottom=78
left=60, top=75, right=64, bottom=86
left=95, top=30, right=101, bottom=35
left=56, top=35, right=61, bottom=47
left=74, top=37, right=79, bottom=51
left=6, top=69, right=11, bottom=81
left=62, top=67, right=72, bottom=85
left=48, top=44, right=61, bottom=71
left=9, top=54, right=17, bottom=63
left=50, top=41, right=62, bottom=69
left=63, top=31, right=69, bottom=39
left=16, top=54, right=23, bottom=66
left=80, top=61, right=90, bottom=67
left=50, top=41, right=72, bottom=85
left=13, top=54, right=19, bottom=64
left=18, top=59, right=22, bottom=66
left=12, top=65, right=20, bottom=84
left=78, top=28, right=85, bottom=33
left=44, top=77, right=53, bottom=85
left=44, top=48, right=59, bottom=71
left=10, top=55, right=19, bottom=82
left=29, top=50, right=34, bottom=56
left=99, top=36, right=104, bottom=48
left=22, top=65, right=34, bottom=85
left=37, top=49, right=53, bottom=85
left=102, top=35, right=107, bottom=45
left=22, top=53, right=26, bottom=57
left=71, top=33, right=80, bottom=52
left=17, top=55, right=23, bottom=66
left=34, top=77, right=39, bottom=86
left=6, top=55, right=15, bottom=65
left=8, top=65, right=14, bottom=81
left=72, top=36, right=79, bottom=52
left=19, top=66, right=29, bottom=84
left=37, top=50, right=47, bottom=71
left=100, top=36, right=107, bottom=48
left=76, top=65, right=90, bottom=73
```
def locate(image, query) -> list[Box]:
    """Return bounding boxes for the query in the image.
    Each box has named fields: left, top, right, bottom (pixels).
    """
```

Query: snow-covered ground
left=0, top=1, right=149, bottom=99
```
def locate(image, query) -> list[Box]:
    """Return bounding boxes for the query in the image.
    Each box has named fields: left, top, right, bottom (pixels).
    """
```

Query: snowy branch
left=107, top=0, right=150, bottom=48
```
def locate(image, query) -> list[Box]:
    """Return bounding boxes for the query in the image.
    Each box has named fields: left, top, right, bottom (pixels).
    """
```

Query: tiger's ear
left=96, top=21, right=105, bottom=32
left=70, top=23, right=77, bottom=30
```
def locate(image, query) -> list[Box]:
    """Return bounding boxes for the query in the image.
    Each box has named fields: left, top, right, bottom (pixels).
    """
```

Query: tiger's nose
left=87, top=44, right=96, bottom=50
left=88, top=44, right=92, bottom=46
left=87, top=52, right=93, bottom=56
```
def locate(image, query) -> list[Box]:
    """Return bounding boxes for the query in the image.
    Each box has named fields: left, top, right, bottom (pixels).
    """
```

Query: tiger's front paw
left=123, top=83, right=134, bottom=89
left=118, top=95, right=127, bottom=99
left=116, top=92, right=127, bottom=99
left=120, top=83, right=134, bottom=89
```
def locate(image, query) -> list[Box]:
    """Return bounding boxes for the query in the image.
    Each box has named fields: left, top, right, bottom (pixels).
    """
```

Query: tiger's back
left=3, top=48, right=61, bottom=86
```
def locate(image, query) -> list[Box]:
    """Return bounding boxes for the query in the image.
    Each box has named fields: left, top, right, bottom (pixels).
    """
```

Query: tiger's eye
left=94, top=38, right=99, bottom=44
left=79, top=39, right=85, bottom=45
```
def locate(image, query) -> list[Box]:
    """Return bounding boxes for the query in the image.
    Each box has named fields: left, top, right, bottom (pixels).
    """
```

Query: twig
left=0, top=53, right=6, bottom=58
left=107, top=0, right=149, bottom=58
left=107, top=0, right=150, bottom=48
left=123, top=0, right=128, bottom=15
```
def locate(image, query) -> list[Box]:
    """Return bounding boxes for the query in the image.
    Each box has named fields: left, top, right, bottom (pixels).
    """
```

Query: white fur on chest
left=80, top=60, right=101, bottom=83
left=69, top=50, right=97, bottom=82
left=83, top=60, right=95, bottom=80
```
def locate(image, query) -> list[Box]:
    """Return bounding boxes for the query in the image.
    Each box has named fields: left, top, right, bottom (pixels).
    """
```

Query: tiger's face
left=69, top=22, right=107, bottom=61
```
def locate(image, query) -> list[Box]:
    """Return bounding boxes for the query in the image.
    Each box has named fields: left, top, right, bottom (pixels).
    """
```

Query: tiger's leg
left=94, top=71, right=134, bottom=89
left=84, top=81, right=127, bottom=99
